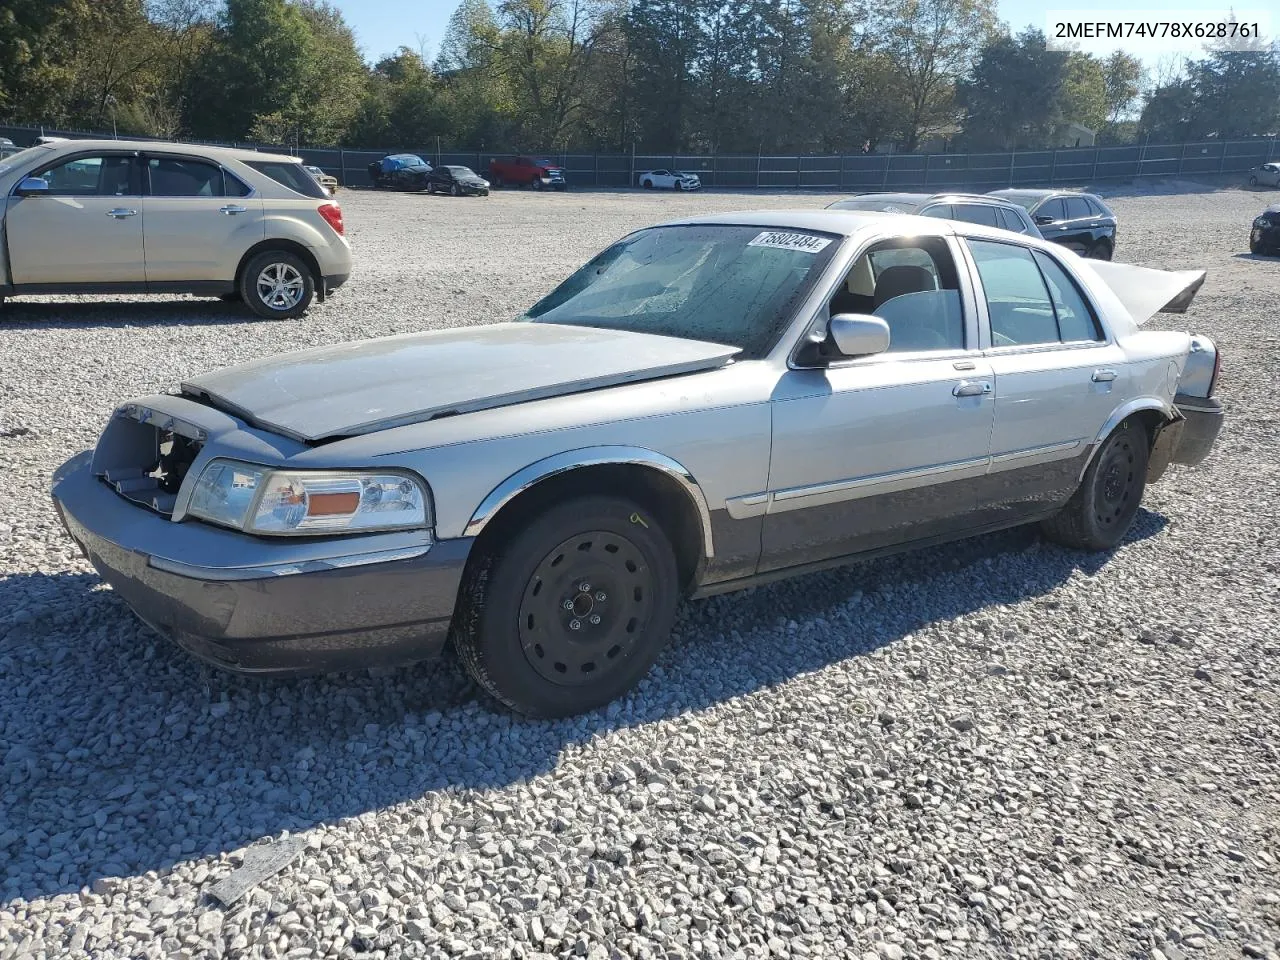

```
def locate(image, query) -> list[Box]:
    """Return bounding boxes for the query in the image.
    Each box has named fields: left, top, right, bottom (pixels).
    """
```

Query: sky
left=329, top=0, right=1271, bottom=69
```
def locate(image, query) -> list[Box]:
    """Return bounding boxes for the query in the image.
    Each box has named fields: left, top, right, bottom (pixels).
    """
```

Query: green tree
left=958, top=27, right=1068, bottom=149
left=866, top=0, right=996, bottom=151
left=1059, top=53, right=1106, bottom=132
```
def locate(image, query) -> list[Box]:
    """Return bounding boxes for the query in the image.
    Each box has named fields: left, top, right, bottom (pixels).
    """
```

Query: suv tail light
left=317, top=201, right=344, bottom=236
left=1209, top=346, right=1222, bottom=396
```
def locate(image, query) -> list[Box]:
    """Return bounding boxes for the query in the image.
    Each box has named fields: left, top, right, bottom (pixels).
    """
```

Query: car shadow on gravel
left=0, top=509, right=1166, bottom=903
left=0, top=299, right=267, bottom=329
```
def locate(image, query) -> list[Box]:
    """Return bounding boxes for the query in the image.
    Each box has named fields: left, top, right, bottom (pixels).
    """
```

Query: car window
left=967, top=240, right=1059, bottom=346
left=37, top=155, right=136, bottom=196
left=1063, top=196, right=1092, bottom=219
left=147, top=157, right=229, bottom=197
left=919, top=204, right=953, bottom=219
left=953, top=203, right=1000, bottom=227
left=1036, top=198, right=1067, bottom=221
left=653, top=169, right=668, bottom=176
left=224, top=170, right=252, bottom=197
left=1087, top=196, right=1112, bottom=217
left=1032, top=251, right=1103, bottom=341
left=828, top=238, right=965, bottom=353
left=244, top=160, right=327, bottom=198
left=994, top=207, right=1027, bottom=234
left=524, top=224, right=840, bottom=359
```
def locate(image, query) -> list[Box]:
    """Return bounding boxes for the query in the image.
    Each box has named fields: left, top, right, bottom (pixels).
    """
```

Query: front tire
left=239, top=250, right=315, bottom=320
left=451, top=183, right=460, bottom=197
left=453, top=495, right=680, bottom=718
left=1250, top=176, right=1258, bottom=187
left=1041, top=419, right=1149, bottom=551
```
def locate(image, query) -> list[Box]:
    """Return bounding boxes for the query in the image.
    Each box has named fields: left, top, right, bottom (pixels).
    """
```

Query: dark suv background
left=988, top=189, right=1118, bottom=260
left=825, top=192, right=1043, bottom=237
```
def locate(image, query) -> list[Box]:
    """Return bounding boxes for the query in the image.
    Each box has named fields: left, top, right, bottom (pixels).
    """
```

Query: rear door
left=1061, top=195, right=1100, bottom=251
left=142, top=154, right=264, bottom=286
left=962, top=237, right=1126, bottom=509
left=5, top=151, right=144, bottom=285
left=1032, top=197, right=1072, bottom=247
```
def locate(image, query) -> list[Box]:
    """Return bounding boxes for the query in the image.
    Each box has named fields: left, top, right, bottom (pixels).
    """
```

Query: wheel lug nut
left=562, top=599, right=574, bottom=611
left=589, top=614, right=602, bottom=625
left=569, top=619, right=582, bottom=631
left=595, top=591, right=607, bottom=602
left=578, top=582, right=591, bottom=593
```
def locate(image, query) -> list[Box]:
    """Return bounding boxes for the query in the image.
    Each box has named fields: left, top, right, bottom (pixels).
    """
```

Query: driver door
left=6, top=151, right=144, bottom=286
left=760, top=236, right=998, bottom=572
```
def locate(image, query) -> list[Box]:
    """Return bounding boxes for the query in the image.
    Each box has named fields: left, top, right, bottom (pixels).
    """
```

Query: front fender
left=463, top=446, right=716, bottom=558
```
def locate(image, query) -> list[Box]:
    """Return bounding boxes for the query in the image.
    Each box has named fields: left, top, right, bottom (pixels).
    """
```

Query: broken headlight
left=186, top=459, right=430, bottom=536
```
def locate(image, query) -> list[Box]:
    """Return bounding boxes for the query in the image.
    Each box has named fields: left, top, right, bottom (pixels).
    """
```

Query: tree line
left=2, top=0, right=1278, bottom=154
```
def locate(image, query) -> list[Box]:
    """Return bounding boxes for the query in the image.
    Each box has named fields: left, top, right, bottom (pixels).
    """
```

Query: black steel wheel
left=1041, top=419, right=1149, bottom=551
left=451, top=183, right=460, bottom=197
left=453, top=495, right=679, bottom=717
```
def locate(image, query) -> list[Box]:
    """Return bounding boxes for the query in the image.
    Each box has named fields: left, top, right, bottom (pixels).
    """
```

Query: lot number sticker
left=748, top=231, right=833, bottom=254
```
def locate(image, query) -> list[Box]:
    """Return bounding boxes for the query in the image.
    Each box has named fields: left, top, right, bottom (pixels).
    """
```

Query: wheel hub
left=518, top=532, right=650, bottom=687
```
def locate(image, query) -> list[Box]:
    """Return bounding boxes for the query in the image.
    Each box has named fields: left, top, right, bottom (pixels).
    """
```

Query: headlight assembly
left=186, top=459, right=430, bottom=535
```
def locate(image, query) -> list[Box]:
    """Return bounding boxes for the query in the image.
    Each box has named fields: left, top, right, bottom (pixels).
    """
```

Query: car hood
left=180, top=322, right=740, bottom=443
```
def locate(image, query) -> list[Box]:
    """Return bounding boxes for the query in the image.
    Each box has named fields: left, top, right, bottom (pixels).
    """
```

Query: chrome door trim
left=989, top=438, right=1084, bottom=469
left=761, top=455, right=992, bottom=515
left=464, top=446, right=716, bottom=558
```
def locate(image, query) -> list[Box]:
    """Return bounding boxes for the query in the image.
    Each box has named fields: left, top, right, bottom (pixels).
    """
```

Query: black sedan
left=1251, top=204, right=1280, bottom=255
left=988, top=189, right=1118, bottom=260
left=425, top=165, right=490, bottom=197
left=368, top=154, right=433, bottom=190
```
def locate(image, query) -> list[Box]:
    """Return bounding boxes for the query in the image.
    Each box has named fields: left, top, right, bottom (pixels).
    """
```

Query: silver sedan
left=52, top=211, right=1224, bottom=716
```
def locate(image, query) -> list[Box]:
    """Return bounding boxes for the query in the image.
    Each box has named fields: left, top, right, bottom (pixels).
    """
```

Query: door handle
left=1091, top=369, right=1117, bottom=383
left=953, top=380, right=992, bottom=398
left=106, top=208, right=137, bottom=219
left=219, top=205, right=248, bottom=215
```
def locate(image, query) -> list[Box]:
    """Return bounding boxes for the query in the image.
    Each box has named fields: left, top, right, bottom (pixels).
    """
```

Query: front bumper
left=51, top=452, right=470, bottom=676
left=1251, top=223, right=1280, bottom=253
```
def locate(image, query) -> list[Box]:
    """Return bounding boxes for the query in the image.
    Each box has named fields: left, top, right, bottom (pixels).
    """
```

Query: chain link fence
left=3, top=124, right=1276, bottom=191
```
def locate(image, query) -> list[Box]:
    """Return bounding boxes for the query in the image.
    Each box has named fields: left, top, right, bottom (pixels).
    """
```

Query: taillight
left=1209, top=347, right=1222, bottom=396
left=317, top=201, right=344, bottom=236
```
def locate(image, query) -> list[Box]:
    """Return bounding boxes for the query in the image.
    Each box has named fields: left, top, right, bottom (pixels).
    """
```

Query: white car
left=639, top=169, right=701, bottom=191
left=1248, top=162, right=1280, bottom=188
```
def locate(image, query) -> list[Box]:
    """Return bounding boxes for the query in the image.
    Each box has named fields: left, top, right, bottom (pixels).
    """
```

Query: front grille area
left=93, top=408, right=206, bottom=516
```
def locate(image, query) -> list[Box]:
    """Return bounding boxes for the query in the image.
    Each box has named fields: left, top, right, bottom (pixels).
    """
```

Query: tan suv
left=0, top=140, right=351, bottom=319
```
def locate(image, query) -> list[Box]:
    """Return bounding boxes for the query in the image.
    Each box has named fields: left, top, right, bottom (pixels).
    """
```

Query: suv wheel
left=453, top=495, right=680, bottom=717
left=240, top=250, right=315, bottom=320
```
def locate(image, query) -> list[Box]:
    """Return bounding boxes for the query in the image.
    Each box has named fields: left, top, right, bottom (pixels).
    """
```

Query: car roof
left=664, top=208, right=956, bottom=239
left=28, top=138, right=299, bottom=164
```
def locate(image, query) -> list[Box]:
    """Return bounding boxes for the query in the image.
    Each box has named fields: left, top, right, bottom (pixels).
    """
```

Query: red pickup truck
left=488, top=156, right=567, bottom=190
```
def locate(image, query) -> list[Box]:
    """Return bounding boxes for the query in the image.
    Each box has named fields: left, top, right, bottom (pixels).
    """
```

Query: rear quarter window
left=244, top=161, right=327, bottom=199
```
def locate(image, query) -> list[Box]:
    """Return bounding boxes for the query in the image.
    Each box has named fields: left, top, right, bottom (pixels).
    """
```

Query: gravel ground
left=1, top=185, right=1278, bottom=960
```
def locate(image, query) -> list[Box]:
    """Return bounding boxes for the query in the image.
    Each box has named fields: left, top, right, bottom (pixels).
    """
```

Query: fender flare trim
left=463, top=446, right=715, bottom=558
left=1078, top=397, right=1174, bottom=481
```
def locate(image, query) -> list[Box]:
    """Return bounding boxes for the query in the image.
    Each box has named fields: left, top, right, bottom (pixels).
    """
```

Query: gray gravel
left=2, top=184, right=1279, bottom=959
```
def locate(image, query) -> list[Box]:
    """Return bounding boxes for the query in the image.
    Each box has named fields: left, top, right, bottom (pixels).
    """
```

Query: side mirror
left=16, top=177, right=49, bottom=196
left=829, top=313, right=890, bottom=357
left=1034, top=214, right=1055, bottom=225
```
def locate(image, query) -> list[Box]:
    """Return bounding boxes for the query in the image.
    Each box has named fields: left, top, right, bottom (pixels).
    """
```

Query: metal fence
left=3, top=123, right=1276, bottom=191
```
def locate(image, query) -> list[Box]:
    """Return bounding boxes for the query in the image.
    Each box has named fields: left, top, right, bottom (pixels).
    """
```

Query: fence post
left=756, top=150, right=762, bottom=189
left=1049, top=148, right=1058, bottom=184
left=1090, top=148, right=1099, bottom=182
left=1218, top=141, right=1229, bottom=174
left=1138, top=139, right=1148, bottom=177
left=1008, top=149, right=1016, bottom=187
left=797, top=155, right=803, bottom=189
left=710, top=150, right=716, bottom=188
left=594, top=152, right=599, bottom=187
left=1270, top=136, right=1278, bottom=162
left=630, top=141, right=636, bottom=187
left=338, top=148, right=345, bottom=186
left=923, top=152, right=931, bottom=189
left=881, top=152, right=890, bottom=189
left=839, top=152, right=846, bottom=190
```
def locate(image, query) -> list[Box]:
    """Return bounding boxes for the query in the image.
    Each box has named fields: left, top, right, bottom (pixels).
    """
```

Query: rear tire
left=453, top=495, right=680, bottom=718
left=1250, top=176, right=1258, bottom=186
left=451, top=183, right=460, bottom=197
left=1041, top=419, right=1149, bottom=551
left=239, top=250, right=315, bottom=320
left=642, top=179, right=653, bottom=189
left=1088, top=240, right=1113, bottom=260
